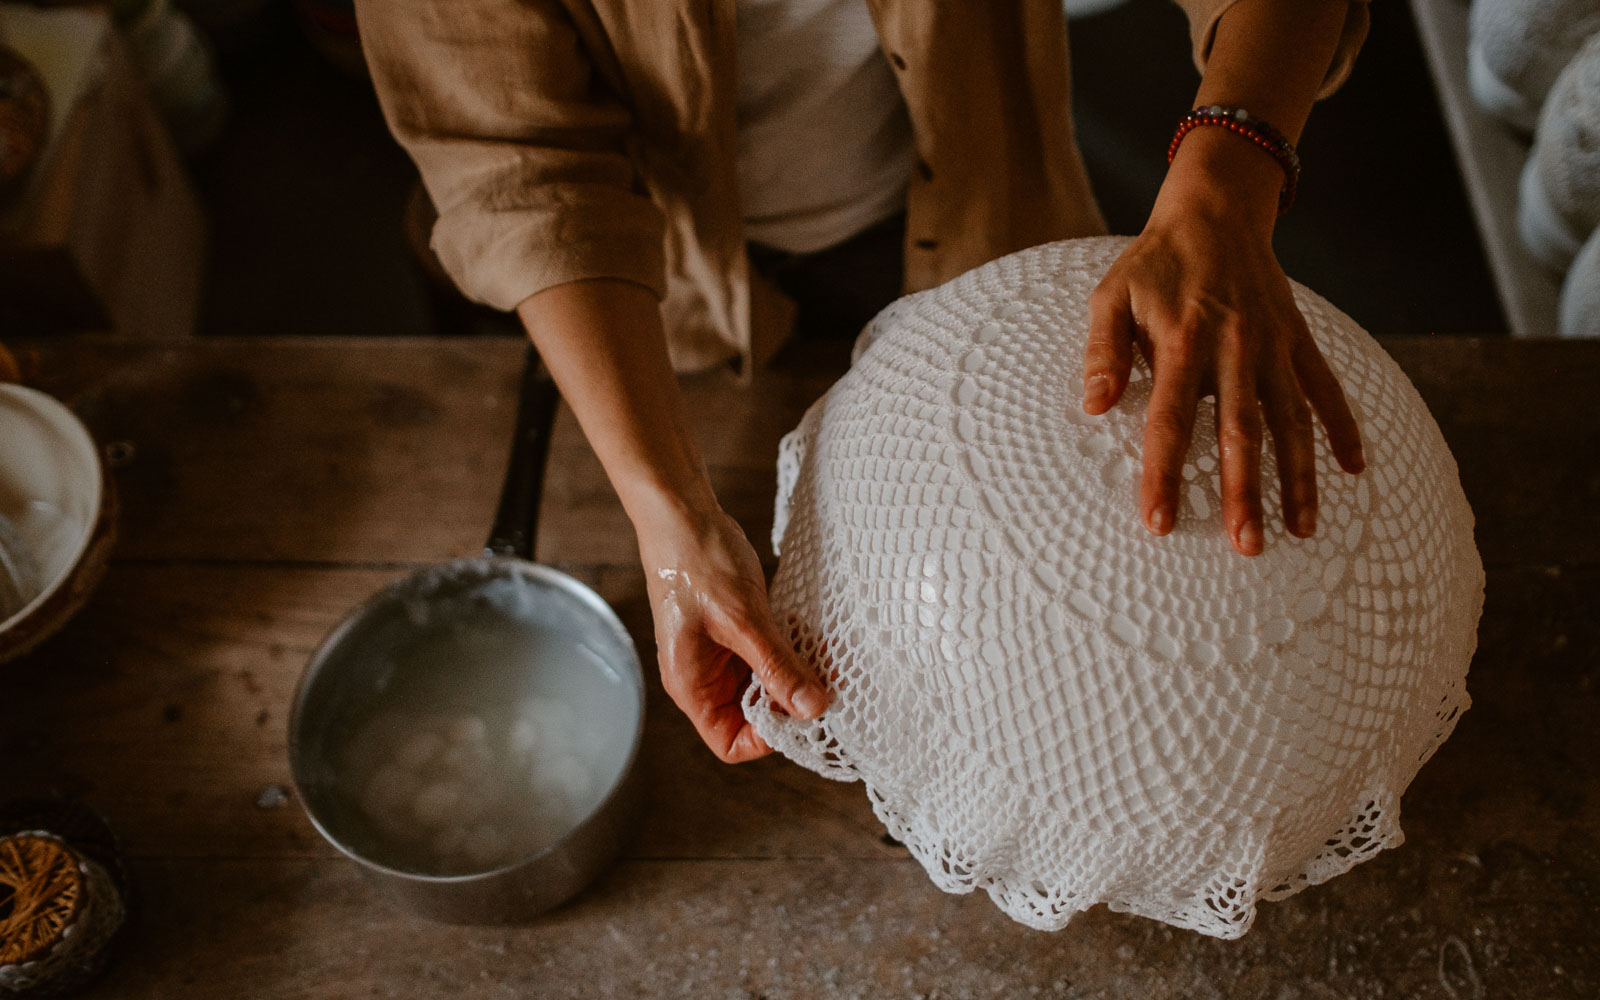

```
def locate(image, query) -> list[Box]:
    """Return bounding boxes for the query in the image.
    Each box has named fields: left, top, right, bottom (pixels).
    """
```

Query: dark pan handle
left=484, top=345, right=561, bottom=560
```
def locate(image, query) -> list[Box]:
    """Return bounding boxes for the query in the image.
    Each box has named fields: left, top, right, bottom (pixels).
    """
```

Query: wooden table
left=2, top=336, right=1595, bottom=999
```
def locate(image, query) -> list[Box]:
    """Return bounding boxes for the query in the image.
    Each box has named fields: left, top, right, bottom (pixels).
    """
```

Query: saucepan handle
left=484, top=345, right=561, bottom=560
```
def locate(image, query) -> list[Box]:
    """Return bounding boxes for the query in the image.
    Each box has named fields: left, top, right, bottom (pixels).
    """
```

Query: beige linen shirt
left=356, top=0, right=1371, bottom=374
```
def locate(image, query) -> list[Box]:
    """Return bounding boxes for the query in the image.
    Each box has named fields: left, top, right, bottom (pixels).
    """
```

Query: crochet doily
left=744, top=236, right=1482, bottom=938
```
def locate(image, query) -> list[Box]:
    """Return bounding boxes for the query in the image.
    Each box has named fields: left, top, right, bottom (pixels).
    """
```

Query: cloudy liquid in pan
left=333, top=606, right=640, bottom=876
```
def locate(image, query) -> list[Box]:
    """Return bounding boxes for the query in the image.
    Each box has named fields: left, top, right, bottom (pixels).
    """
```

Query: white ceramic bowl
left=0, top=382, right=115, bottom=662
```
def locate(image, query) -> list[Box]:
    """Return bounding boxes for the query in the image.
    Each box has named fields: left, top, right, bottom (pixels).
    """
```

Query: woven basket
left=0, top=802, right=129, bottom=998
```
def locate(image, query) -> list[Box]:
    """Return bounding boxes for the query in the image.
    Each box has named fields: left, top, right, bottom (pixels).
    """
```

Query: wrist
left=622, top=474, right=723, bottom=540
left=1156, top=126, right=1284, bottom=235
left=513, top=277, right=726, bottom=545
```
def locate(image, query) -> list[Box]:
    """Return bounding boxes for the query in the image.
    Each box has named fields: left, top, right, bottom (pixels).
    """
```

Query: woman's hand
left=638, top=504, right=829, bottom=763
left=515, top=279, right=825, bottom=765
left=1081, top=130, right=1365, bottom=556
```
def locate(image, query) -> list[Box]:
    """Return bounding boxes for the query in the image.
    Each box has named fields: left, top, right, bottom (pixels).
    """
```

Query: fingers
left=655, top=594, right=829, bottom=764
left=1083, top=282, right=1136, bottom=415
left=698, top=708, right=774, bottom=765
left=712, top=609, right=830, bottom=721
left=657, top=632, right=773, bottom=765
left=644, top=514, right=830, bottom=765
left=1261, top=369, right=1318, bottom=539
left=693, top=614, right=822, bottom=762
left=1139, top=329, right=1205, bottom=537
left=724, top=723, right=774, bottom=764
left=1213, top=327, right=1265, bottom=556
left=1291, top=334, right=1366, bottom=474
left=655, top=623, right=763, bottom=764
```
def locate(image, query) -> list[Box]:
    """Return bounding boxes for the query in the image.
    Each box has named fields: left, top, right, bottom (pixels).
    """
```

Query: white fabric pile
left=745, top=236, right=1483, bottom=938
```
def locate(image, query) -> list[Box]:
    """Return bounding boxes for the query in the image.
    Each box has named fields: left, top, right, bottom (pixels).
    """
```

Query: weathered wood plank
left=15, top=336, right=1599, bottom=571
left=72, top=802, right=1598, bottom=1000
left=0, top=563, right=894, bottom=862
left=13, top=337, right=528, bottom=564
left=1379, top=337, right=1594, bottom=430
left=2, top=335, right=1595, bottom=999
left=2, top=558, right=1592, bottom=868
left=9, top=336, right=841, bottom=566
left=1383, top=337, right=1600, bottom=569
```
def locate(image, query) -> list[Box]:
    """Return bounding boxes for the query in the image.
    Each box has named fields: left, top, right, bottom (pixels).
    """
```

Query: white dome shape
left=744, top=236, right=1482, bottom=939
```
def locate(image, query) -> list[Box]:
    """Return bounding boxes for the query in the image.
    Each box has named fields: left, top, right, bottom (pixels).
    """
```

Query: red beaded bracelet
left=1167, top=105, right=1301, bottom=216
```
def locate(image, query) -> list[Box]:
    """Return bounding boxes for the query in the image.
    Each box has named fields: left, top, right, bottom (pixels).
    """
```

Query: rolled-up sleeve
left=355, top=0, right=665, bottom=310
left=1173, top=0, right=1373, bottom=100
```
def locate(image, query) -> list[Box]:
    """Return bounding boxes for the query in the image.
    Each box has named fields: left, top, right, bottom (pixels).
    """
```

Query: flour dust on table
left=747, top=236, right=1484, bottom=939
left=332, top=597, right=639, bottom=877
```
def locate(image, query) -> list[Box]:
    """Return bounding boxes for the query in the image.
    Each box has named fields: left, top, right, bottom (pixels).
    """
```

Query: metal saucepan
left=288, top=348, right=646, bottom=924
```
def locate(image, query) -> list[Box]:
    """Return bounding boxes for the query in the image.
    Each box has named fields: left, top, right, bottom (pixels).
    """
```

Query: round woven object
left=0, top=835, right=83, bottom=968
left=0, top=829, right=125, bottom=997
left=744, top=236, right=1483, bottom=938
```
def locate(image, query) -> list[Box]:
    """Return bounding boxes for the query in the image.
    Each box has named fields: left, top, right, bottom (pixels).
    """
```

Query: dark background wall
left=189, top=0, right=1507, bottom=339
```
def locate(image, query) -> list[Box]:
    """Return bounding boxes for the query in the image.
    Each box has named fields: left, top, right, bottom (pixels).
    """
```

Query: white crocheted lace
left=746, top=237, right=1482, bottom=939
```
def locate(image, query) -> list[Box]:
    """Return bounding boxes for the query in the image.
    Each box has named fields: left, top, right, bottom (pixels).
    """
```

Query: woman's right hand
left=513, top=277, right=824, bottom=763
left=638, top=505, right=830, bottom=763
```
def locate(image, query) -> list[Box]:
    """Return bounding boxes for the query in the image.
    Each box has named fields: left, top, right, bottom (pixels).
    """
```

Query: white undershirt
left=735, top=0, right=916, bottom=254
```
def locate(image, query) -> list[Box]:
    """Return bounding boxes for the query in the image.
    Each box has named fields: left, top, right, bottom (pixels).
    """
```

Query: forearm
left=1161, top=0, right=1352, bottom=230
left=517, top=279, right=826, bottom=757
left=515, top=279, right=718, bottom=532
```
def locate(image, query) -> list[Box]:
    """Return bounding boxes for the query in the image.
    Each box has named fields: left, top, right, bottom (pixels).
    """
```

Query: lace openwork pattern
left=746, top=237, right=1482, bottom=939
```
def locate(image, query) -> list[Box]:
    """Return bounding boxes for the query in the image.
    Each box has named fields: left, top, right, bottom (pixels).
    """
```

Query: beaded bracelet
left=1167, top=105, right=1301, bottom=216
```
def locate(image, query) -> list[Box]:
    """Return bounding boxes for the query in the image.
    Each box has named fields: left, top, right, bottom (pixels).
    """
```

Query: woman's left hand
left=1081, top=139, right=1365, bottom=556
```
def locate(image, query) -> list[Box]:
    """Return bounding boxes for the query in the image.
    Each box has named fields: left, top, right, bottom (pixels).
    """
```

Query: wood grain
left=15, top=338, right=526, bottom=564
left=2, top=334, right=1596, bottom=998
left=8, top=337, right=842, bottom=567
left=70, top=802, right=1598, bottom=1000
left=13, top=336, right=1597, bottom=572
left=0, top=563, right=894, bottom=863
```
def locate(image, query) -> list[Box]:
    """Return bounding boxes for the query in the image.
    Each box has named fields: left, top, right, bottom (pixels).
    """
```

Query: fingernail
left=793, top=685, right=829, bottom=719
left=1296, top=506, right=1316, bottom=537
left=1238, top=520, right=1263, bottom=555
left=1148, top=504, right=1173, bottom=535
left=1084, top=374, right=1111, bottom=411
